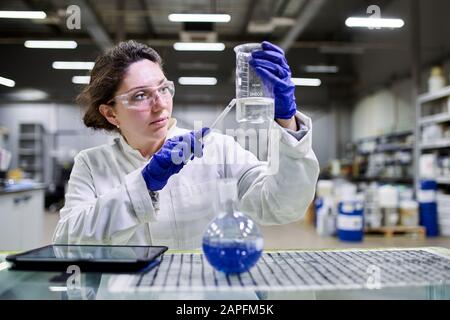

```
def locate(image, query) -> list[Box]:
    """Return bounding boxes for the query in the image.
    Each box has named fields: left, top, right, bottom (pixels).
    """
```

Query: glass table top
left=1, top=247, right=449, bottom=300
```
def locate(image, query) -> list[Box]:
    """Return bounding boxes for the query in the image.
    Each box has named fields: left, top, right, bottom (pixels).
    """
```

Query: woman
left=53, top=40, right=319, bottom=249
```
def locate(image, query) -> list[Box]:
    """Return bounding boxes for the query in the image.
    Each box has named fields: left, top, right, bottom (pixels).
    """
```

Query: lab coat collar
left=116, top=118, right=178, bottom=162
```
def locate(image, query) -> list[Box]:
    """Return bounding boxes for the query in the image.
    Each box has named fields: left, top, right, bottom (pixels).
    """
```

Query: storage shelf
left=351, top=176, right=413, bottom=184
left=18, top=149, right=42, bottom=155
left=418, top=86, right=450, bottom=104
left=376, top=144, right=413, bottom=152
left=420, top=139, right=450, bottom=150
left=356, top=130, right=413, bottom=142
left=420, top=113, right=450, bottom=125
left=19, top=133, right=43, bottom=140
left=18, top=123, right=45, bottom=183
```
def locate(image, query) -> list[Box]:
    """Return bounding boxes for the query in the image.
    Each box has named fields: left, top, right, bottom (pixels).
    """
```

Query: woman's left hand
left=249, top=41, right=297, bottom=120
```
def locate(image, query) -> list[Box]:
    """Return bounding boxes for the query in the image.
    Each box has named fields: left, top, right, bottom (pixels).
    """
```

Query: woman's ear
left=99, top=104, right=119, bottom=127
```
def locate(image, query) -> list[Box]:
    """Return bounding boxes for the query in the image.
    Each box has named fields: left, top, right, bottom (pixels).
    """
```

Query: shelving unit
left=352, top=130, right=414, bottom=184
left=415, top=85, right=450, bottom=190
left=18, top=123, right=45, bottom=182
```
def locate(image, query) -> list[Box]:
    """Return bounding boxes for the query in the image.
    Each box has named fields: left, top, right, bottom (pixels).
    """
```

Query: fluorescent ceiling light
left=345, top=17, right=404, bottom=29
left=49, top=286, right=67, bottom=292
left=0, top=76, right=15, bottom=87
left=52, top=61, right=95, bottom=70
left=0, top=11, right=46, bottom=19
left=292, top=78, right=321, bottom=87
left=24, top=40, right=78, bottom=49
left=168, top=14, right=231, bottom=23
left=173, top=42, right=225, bottom=51
left=72, top=76, right=91, bottom=84
left=7, top=89, right=48, bottom=101
left=178, top=77, right=217, bottom=86
left=304, top=65, right=339, bottom=73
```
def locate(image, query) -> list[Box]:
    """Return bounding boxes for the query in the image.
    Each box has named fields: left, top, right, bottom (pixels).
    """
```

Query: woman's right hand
left=142, top=127, right=209, bottom=191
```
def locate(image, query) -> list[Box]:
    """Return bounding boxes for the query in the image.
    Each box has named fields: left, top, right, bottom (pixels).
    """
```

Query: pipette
left=184, top=98, right=236, bottom=165
left=202, top=98, right=236, bottom=142
left=209, top=98, right=236, bottom=131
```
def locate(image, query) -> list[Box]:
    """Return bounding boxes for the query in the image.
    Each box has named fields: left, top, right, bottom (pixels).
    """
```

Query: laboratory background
left=1, top=0, right=450, bottom=252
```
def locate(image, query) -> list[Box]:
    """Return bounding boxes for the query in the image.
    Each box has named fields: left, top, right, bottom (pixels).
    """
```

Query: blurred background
left=0, top=0, right=449, bottom=251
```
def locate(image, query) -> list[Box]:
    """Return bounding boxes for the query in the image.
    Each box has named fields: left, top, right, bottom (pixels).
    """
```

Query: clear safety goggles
left=110, top=80, right=175, bottom=109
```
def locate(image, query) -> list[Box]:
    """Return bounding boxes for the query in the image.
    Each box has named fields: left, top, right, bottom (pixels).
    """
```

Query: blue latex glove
left=249, top=41, right=297, bottom=119
left=142, top=127, right=209, bottom=191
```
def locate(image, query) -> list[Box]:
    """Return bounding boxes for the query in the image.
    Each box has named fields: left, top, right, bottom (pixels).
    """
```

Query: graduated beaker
left=234, top=43, right=274, bottom=124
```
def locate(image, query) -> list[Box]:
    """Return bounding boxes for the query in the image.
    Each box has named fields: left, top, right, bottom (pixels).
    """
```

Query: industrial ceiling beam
left=140, top=0, right=156, bottom=38
left=239, top=0, right=258, bottom=37
left=279, top=0, right=328, bottom=53
left=115, top=0, right=126, bottom=43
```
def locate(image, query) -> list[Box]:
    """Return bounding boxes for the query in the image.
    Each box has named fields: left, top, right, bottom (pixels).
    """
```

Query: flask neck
left=218, top=199, right=236, bottom=218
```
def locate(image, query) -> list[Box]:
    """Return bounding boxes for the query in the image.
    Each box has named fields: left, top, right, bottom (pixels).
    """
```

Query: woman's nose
left=151, top=93, right=166, bottom=111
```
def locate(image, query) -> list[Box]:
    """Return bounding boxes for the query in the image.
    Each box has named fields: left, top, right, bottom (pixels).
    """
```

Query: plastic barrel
left=418, top=180, right=439, bottom=237
left=337, top=201, right=364, bottom=242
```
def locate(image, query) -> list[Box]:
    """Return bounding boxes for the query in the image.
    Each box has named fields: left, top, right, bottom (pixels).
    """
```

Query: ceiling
left=0, top=0, right=449, bottom=107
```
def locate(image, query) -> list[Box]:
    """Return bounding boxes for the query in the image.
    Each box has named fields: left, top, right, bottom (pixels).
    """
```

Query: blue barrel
left=337, top=201, right=364, bottom=242
left=418, top=180, right=439, bottom=237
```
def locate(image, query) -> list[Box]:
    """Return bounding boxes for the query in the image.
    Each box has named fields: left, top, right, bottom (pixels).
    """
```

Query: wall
left=351, top=79, right=414, bottom=141
left=0, top=103, right=110, bottom=184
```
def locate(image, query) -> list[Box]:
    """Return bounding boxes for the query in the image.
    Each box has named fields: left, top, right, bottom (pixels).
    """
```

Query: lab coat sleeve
left=231, top=111, right=319, bottom=225
left=52, top=152, right=156, bottom=245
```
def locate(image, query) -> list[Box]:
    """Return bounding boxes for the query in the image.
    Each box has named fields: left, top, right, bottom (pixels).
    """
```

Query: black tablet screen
left=16, top=245, right=166, bottom=262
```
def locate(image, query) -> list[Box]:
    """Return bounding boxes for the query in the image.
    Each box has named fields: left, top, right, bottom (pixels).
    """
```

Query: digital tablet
left=6, top=244, right=168, bottom=272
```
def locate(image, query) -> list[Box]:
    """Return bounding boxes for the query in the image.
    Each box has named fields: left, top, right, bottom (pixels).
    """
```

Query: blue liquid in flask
left=202, top=239, right=263, bottom=274
left=202, top=179, right=263, bottom=274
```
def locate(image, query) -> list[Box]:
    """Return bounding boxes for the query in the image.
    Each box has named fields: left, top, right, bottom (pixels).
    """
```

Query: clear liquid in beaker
left=236, top=97, right=274, bottom=124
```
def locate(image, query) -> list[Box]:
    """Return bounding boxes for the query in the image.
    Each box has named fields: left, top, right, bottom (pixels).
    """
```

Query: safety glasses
left=110, top=80, right=175, bottom=109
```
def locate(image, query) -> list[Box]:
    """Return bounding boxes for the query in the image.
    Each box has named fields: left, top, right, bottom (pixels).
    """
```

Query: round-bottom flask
left=202, top=179, right=263, bottom=274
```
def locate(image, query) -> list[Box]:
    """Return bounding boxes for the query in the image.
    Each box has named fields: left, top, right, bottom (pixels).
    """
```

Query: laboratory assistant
left=53, top=40, right=320, bottom=249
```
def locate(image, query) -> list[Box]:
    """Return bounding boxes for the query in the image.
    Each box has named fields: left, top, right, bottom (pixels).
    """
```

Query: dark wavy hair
left=77, top=40, right=163, bottom=132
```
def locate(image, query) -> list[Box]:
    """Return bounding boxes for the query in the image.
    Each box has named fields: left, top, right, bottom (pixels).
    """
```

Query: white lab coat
left=53, top=111, right=319, bottom=249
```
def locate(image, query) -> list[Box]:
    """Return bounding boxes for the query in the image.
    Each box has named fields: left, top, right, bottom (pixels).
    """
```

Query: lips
left=150, top=116, right=169, bottom=125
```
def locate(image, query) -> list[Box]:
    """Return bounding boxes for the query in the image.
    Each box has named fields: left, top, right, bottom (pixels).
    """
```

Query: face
left=100, top=59, right=173, bottom=145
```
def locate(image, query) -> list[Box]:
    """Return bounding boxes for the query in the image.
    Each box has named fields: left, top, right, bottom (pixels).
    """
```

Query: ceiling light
left=49, top=286, right=67, bottom=292
left=173, top=42, right=225, bottom=51
left=7, top=89, right=48, bottom=101
left=345, top=17, right=404, bottom=29
left=72, top=76, right=90, bottom=84
left=52, top=61, right=95, bottom=70
left=291, top=78, right=321, bottom=87
left=178, top=77, right=217, bottom=86
left=0, top=76, right=15, bottom=87
left=24, top=40, right=78, bottom=49
left=168, top=14, right=231, bottom=23
left=0, top=11, right=46, bottom=19
left=304, top=65, right=339, bottom=73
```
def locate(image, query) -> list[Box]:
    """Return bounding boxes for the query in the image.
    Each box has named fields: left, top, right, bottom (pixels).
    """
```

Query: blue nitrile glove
left=249, top=41, right=297, bottom=119
left=142, top=127, right=209, bottom=191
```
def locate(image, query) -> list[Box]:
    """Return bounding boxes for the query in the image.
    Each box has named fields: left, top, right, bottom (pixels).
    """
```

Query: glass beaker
left=234, top=43, right=274, bottom=124
left=202, top=178, right=263, bottom=274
